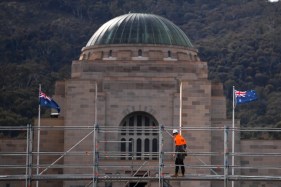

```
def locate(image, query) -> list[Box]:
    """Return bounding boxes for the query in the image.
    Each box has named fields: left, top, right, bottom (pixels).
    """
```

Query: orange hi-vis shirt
left=174, top=134, right=187, bottom=146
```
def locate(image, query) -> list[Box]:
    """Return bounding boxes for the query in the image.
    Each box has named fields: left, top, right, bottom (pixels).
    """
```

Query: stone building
left=53, top=12, right=230, bottom=187
left=1, top=13, right=280, bottom=187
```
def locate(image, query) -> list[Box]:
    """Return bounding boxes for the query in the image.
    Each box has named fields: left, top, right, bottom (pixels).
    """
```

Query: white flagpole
left=93, top=82, right=98, bottom=187
left=179, top=81, right=182, bottom=134
left=232, top=86, right=235, bottom=187
left=95, top=82, right=97, bottom=124
left=36, top=84, right=41, bottom=187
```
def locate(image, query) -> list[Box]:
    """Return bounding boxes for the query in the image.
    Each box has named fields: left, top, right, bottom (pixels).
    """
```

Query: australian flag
left=39, top=91, right=60, bottom=113
left=235, top=90, right=258, bottom=105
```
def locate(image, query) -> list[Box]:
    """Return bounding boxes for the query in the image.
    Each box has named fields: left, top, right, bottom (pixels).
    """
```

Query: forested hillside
left=0, top=0, right=281, bottom=138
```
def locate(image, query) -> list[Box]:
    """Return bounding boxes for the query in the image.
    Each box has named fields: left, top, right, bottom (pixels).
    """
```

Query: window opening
left=168, top=51, right=171, bottom=58
left=120, top=112, right=159, bottom=160
left=152, top=138, right=158, bottom=160
left=144, top=139, right=150, bottom=160
left=129, top=138, right=133, bottom=160
left=137, top=138, right=142, bottom=160
left=138, top=49, right=142, bottom=56
left=121, top=138, right=126, bottom=160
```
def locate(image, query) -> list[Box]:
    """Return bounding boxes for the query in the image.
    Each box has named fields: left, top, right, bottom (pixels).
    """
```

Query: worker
left=172, top=129, right=187, bottom=177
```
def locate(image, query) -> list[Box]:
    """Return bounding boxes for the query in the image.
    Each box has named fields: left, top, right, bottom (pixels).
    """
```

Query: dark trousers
left=175, top=157, right=185, bottom=175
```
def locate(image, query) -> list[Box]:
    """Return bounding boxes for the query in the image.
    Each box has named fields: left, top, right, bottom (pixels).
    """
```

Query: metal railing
left=1, top=125, right=281, bottom=187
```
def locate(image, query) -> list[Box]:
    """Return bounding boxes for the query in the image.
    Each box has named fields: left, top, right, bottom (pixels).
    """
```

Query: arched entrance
left=119, top=111, right=159, bottom=160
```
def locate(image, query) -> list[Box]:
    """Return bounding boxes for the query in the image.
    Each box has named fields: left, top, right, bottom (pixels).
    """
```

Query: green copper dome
left=86, top=13, right=193, bottom=48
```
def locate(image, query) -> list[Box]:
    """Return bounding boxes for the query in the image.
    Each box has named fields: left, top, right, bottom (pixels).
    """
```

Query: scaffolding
left=1, top=125, right=281, bottom=187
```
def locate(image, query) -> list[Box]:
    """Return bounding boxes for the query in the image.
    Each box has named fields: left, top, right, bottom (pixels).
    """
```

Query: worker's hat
left=172, top=129, right=178, bottom=134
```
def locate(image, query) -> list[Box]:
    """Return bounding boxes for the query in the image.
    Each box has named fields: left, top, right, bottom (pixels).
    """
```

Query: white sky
left=268, top=0, right=279, bottom=2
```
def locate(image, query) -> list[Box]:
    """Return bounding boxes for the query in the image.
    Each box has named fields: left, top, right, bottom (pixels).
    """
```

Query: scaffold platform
left=1, top=125, right=281, bottom=187
left=1, top=174, right=281, bottom=181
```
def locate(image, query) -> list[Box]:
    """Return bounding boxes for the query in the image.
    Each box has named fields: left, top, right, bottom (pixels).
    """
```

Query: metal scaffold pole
left=224, top=126, right=229, bottom=187
left=92, top=124, right=96, bottom=187
left=25, top=124, right=29, bottom=187
left=232, top=86, right=235, bottom=187
left=3, top=125, right=281, bottom=185
left=25, top=124, right=32, bottom=187
left=93, top=124, right=99, bottom=187
left=25, top=124, right=30, bottom=187
left=159, top=125, right=164, bottom=187
left=93, top=82, right=98, bottom=187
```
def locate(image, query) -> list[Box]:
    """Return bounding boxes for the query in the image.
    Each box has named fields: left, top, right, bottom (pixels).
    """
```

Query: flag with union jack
left=235, top=90, right=258, bottom=105
left=39, top=91, right=60, bottom=113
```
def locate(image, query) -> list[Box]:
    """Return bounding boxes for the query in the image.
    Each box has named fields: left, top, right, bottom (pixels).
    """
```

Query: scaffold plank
left=1, top=174, right=281, bottom=181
